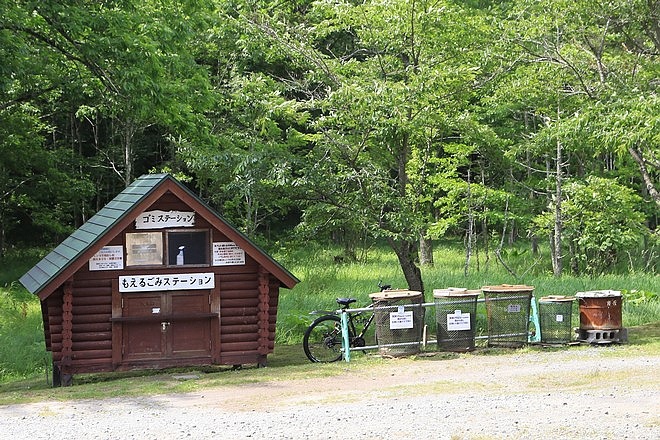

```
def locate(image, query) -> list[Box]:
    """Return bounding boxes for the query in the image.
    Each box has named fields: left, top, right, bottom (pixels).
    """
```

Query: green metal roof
left=20, top=173, right=298, bottom=298
left=19, top=174, right=169, bottom=296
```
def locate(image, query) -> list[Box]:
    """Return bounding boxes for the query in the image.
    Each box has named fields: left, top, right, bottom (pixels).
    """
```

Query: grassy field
left=1, top=241, right=658, bottom=391
left=273, top=241, right=659, bottom=344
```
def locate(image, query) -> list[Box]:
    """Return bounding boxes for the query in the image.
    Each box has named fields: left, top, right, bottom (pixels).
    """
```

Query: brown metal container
left=575, top=290, right=622, bottom=330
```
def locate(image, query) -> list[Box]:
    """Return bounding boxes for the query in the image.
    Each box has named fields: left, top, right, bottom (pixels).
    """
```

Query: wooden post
left=61, top=280, right=74, bottom=386
left=111, top=278, right=122, bottom=369
left=257, top=267, right=270, bottom=366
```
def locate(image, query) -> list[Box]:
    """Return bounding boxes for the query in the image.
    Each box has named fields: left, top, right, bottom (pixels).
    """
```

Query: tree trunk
left=122, top=119, right=135, bottom=187
left=464, top=168, right=474, bottom=276
left=552, top=137, right=563, bottom=277
left=419, top=234, right=434, bottom=267
left=629, top=146, right=660, bottom=208
left=389, top=238, right=424, bottom=294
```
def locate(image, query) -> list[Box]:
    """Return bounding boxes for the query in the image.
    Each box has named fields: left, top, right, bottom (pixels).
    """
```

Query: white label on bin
left=390, top=311, right=414, bottom=329
left=507, top=304, right=521, bottom=313
left=555, top=314, right=564, bottom=322
left=447, top=312, right=471, bottom=331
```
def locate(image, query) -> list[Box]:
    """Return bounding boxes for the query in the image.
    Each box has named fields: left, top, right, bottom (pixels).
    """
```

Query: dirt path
left=1, top=347, right=659, bottom=439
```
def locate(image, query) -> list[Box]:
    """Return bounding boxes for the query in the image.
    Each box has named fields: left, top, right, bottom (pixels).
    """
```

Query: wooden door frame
left=111, top=279, right=219, bottom=368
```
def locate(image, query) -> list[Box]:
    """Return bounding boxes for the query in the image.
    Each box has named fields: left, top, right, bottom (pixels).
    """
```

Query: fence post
left=341, top=310, right=351, bottom=362
left=529, top=295, right=541, bottom=342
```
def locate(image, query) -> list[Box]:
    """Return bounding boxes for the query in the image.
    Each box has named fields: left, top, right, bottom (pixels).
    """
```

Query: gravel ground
left=1, top=347, right=658, bottom=440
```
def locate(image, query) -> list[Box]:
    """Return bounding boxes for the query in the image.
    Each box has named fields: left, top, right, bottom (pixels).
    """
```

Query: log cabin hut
left=20, top=173, right=298, bottom=386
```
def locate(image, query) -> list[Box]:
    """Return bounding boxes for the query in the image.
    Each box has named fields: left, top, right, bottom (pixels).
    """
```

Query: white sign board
left=447, top=310, right=471, bottom=331
left=89, top=246, right=124, bottom=271
left=135, top=210, right=195, bottom=229
left=555, top=314, right=564, bottom=322
left=119, top=273, right=215, bottom=292
left=389, top=310, right=414, bottom=330
left=507, top=304, right=521, bottom=313
left=212, top=242, right=246, bottom=266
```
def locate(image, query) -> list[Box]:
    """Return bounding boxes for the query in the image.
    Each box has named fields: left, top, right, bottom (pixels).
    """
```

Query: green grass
left=0, top=242, right=657, bottom=393
left=275, top=241, right=659, bottom=344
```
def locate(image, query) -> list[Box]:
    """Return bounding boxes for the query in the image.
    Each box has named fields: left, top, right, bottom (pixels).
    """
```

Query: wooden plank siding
left=22, top=174, right=296, bottom=380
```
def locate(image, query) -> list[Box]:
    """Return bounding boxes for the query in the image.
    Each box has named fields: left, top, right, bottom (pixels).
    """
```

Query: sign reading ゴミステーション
left=135, top=210, right=195, bottom=229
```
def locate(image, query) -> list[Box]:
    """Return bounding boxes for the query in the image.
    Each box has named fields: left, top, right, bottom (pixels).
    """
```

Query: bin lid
left=539, top=295, right=576, bottom=302
left=575, top=290, right=621, bottom=298
left=433, top=288, right=480, bottom=298
left=369, top=289, right=422, bottom=301
left=481, top=284, right=534, bottom=293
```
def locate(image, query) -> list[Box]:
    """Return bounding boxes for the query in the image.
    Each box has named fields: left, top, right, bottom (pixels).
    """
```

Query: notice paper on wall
left=89, top=246, right=124, bottom=271
left=212, top=242, right=246, bottom=266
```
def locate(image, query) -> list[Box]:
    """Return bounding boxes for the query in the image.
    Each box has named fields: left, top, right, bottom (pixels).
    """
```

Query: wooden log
left=221, top=333, right=259, bottom=344
left=220, top=298, right=259, bottom=308
left=71, top=304, right=112, bottom=315
left=71, top=313, right=112, bottom=324
left=71, top=349, right=113, bottom=360
left=220, top=315, right=258, bottom=325
left=219, top=324, right=259, bottom=335
left=72, top=295, right=112, bottom=305
left=72, top=287, right=112, bottom=297
left=220, top=280, right=259, bottom=290
left=68, top=361, right=113, bottom=374
left=218, top=289, right=258, bottom=299
left=51, top=331, right=112, bottom=343
left=52, top=341, right=111, bottom=352
left=220, top=341, right=259, bottom=352
left=72, top=278, right=112, bottom=288
left=50, top=322, right=112, bottom=334
left=220, top=306, right=258, bottom=317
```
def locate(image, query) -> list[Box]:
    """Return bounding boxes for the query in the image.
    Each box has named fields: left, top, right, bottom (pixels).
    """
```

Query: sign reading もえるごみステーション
left=119, top=273, right=215, bottom=292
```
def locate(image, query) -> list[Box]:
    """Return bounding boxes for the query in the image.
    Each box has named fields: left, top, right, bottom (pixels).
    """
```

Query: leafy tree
left=533, top=176, right=648, bottom=274
left=488, top=0, right=659, bottom=275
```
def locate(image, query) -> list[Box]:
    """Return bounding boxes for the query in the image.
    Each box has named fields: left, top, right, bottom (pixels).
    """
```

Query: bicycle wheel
left=303, top=315, right=348, bottom=362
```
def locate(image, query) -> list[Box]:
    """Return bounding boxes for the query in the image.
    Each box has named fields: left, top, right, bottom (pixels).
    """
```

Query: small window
left=125, top=232, right=164, bottom=266
left=166, top=230, right=210, bottom=266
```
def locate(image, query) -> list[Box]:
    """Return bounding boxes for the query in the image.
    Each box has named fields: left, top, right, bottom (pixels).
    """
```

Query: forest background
left=1, top=0, right=658, bottom=286
left=0, top=0, right=659, bottom=381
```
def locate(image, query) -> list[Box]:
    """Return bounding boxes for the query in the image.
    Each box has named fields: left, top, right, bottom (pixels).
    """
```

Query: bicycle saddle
left=336, top=298, right=357, bottom=306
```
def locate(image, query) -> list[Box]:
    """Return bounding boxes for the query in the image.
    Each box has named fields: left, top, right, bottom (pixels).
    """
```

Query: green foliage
left=0, top=284, right=46, bottom=382
left=533, top=176, right=649, bottom=274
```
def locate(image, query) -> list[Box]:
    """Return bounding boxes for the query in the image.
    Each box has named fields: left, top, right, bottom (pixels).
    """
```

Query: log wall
left=42, top=193, right=282, bottom=373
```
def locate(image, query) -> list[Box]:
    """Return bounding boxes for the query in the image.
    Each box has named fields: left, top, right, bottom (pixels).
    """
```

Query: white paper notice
left=389, top=310, right=414, bottom=329
left=89, top=246, right=124, bottom=271
left=447, top=310, right=471, bottom=331
left=212, top=242, right=246, bottom=266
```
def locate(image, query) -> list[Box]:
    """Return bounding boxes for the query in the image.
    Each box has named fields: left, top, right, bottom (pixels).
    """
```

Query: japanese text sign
left=119, top=273, right=215, bottom=292
left=135, top=210, right=195, bottom=229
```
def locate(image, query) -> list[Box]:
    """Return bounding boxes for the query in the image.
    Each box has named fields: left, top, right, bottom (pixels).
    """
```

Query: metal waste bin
left=575, top=290, right=626, bottom=343
left=433, top=288, right=480, bottom=352
left=369, top=290, right=424, bottom=356
left=538, top=296, right=575, bottom=344
left=482, top=285, right=534, bottom=348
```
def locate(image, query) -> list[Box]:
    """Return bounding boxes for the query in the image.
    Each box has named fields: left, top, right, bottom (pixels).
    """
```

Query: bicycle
left=303, top=282, right=391, bottom=363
